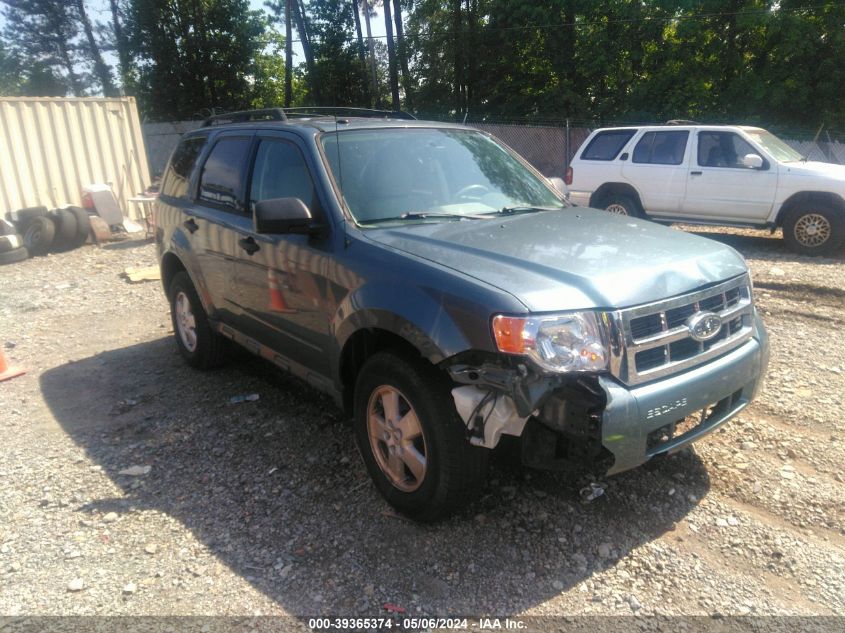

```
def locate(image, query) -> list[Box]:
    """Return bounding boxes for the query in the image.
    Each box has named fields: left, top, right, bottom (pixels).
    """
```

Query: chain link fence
left=142, top=118, right=844, bottom=180
left=143, top=120, right=204, bottom=177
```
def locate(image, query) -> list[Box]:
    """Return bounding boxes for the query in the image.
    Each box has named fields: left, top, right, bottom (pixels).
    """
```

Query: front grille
left=610, top=275, right=754, bottom=386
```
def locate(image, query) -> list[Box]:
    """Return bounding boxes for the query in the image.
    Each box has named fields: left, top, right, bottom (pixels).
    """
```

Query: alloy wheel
left=793, top=213, right=831, bottom=247
left=175, top=291, right=198, bottom=352
left=367, top=385, right=428, bottom=492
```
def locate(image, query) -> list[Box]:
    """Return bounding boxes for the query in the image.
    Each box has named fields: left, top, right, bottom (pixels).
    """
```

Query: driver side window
left=249, top=139, right=320, bottom=219
left=697, top=132, right=757, bottom=169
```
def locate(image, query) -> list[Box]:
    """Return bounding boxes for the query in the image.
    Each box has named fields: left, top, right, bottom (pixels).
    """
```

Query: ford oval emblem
left=687, top=312, right=723, bottom=342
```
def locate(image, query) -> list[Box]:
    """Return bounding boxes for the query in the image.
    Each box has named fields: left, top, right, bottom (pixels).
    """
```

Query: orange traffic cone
left=267, top=269, right=294, bottom=313
left=0, top=348, right=25, bottom=382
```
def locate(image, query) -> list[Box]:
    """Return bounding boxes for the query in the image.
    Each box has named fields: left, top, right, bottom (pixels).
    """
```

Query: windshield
left=743, top=129, right=803, bottom=162
left=320, top=128, right=565, bottom=224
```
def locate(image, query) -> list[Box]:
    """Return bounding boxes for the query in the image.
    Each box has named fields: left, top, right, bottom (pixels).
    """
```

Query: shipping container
left=0, top=97, right=151, bottom=220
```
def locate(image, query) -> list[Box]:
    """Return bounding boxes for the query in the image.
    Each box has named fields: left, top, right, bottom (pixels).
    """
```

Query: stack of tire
left=0, top=217, right=28, bottom=265
left=1, top=206, right=91, bottom=266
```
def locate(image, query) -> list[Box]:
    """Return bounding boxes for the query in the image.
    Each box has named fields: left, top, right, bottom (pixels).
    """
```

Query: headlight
left=492, top=312, right=609, bottom=373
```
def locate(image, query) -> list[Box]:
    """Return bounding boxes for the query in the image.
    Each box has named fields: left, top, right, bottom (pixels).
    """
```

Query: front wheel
left=782, top=204, right=844, bottom=256
left=354, top=351, right=488, bottom=522
left=168, top=271, right=228, bottom=369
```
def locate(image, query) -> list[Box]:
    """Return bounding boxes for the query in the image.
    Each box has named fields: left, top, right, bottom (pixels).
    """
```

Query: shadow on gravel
left=40, top=339, right=710, bottom=616
left=687, top=230, right=845, bottom=263
left=101, top=238, right=155, bottom=251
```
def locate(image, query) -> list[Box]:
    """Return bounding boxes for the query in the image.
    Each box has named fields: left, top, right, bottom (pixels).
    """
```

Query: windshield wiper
left=402, top=211, right=486, bottom=220
left=359, top=212, right=483, bottom=224
left=495, top=205, right=561, bottom=215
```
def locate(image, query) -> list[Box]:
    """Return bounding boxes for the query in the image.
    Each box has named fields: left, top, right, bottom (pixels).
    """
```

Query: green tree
left=381, top=0, right=399, bottom=109
left=127, top=0, right=265, bottom=119
left=73, top=0, right=118, bottom=96
left=250, top=22, right=306, bottom=108
left=109, top=0, right=132, bottom=90
left=303, top=0, right=370, bottom=105
left=761, top=0, right=845, bottom=131
left=1, top=0, right=85, bottom=95
left=0, top=38, right=22, bottom=94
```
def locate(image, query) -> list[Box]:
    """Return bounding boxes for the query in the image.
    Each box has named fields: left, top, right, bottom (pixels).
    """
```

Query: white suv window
left=580, top=129, right=636, bottom=161
left=697, top=132, right=758, bottom=168
left=632, top=131, right=689, bottom=165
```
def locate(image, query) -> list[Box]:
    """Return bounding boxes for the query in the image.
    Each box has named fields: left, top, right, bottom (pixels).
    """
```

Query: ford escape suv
left=156, top=108, right=769, bottom=521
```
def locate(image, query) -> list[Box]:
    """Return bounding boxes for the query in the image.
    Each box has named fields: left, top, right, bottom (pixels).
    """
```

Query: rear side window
left=632, top=131, right=689, bottom=165
left=198, top=137, right=251, bottom=212
left=580, top=129, right=636, bottom=161
left=161, top=137, right=205, bottom=199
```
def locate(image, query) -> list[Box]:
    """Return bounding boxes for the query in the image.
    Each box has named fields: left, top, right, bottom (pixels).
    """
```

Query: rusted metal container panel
left=0, top=97, right=151, bottom=220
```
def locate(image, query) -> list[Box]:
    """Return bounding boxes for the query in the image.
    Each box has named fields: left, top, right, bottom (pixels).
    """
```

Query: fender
left=334, top=281, right=492, bottom=368
left=771, top=190, right=845, bottom=226
left=589, top=181, right=645, bottom=212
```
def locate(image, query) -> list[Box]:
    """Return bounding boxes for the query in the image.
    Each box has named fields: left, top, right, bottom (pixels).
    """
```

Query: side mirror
left=740, top=153, right=764, bottom=169
left=547, top=176, right=569, bottom=197
left=254, top=197, right=312, bottom=234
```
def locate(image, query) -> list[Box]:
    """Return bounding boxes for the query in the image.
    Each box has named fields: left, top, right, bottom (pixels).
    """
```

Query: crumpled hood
left=364, top=208, right=748, bottom=312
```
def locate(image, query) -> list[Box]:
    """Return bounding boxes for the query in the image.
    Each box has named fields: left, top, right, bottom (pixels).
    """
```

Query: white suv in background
left=567, top=124, right=845, bottom=255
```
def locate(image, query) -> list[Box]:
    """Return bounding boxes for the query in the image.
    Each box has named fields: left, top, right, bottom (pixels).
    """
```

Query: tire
left=600, top=193, right=642, bottom=218
left=0, top=234, right=22, bottom=252
left=353, top=350, right=489, bottom=522
left=49, top=208, right=79, bottom=252
left=23, top=216, right=56, bottom=256
left=6, top=206, right=48, bottom=230
left=168, top=271, right=228, bottom=369
left=66, top=206, right=91, bottom=249
left=782, top=203, right=845, bottom=256
left=0, top=246, right=29, bottom=265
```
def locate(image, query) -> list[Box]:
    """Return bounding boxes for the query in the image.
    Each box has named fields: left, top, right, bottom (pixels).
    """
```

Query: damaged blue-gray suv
left=156, top=108, right=769, bottom=521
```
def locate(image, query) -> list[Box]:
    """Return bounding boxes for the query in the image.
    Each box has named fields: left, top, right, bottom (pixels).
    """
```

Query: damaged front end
left=446, top=355, right=612, bottom=472
left=444, top=304, right=769, bottom=476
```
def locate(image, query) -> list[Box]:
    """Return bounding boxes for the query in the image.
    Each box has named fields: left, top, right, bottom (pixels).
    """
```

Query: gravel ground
left=0, top=226, right=843, bottom=622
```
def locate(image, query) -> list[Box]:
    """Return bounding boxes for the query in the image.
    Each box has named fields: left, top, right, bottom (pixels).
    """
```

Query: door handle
left=690, top=171, right=703, bottom=176
left=183, top=218, right=199, bottom=233
left=238, top=236, right=260, bottom=255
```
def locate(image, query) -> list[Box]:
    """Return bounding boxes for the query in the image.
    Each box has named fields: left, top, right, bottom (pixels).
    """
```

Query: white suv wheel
left=793, top=212, right=831, bottom=247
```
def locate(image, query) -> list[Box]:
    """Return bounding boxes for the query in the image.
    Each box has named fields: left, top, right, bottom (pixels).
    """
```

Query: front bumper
left=567, top=190, right=592, bottom=207
left=599, top=314, right=769, bottom=474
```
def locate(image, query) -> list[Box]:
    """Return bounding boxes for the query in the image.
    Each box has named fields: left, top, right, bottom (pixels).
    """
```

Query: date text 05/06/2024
left=307, top=617, right=527, bottom=630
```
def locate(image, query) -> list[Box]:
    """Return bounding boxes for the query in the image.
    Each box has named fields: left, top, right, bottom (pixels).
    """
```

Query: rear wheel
left=353, top=351, right=488, bottom=522
left=600, top=193, right=642, bottom=218
left=168, top=271, right=228, bottom=369
left=782, top=203, right=844, bottom=256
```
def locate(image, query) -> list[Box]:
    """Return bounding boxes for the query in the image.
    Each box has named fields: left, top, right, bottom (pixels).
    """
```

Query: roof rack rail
left=201, top=106, right=417, bottom=128
left=283, top=107, right=416, bottom=120
left=202, top=108, right=287, bottom=127
left=665, top=119, right=699, bottom=125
